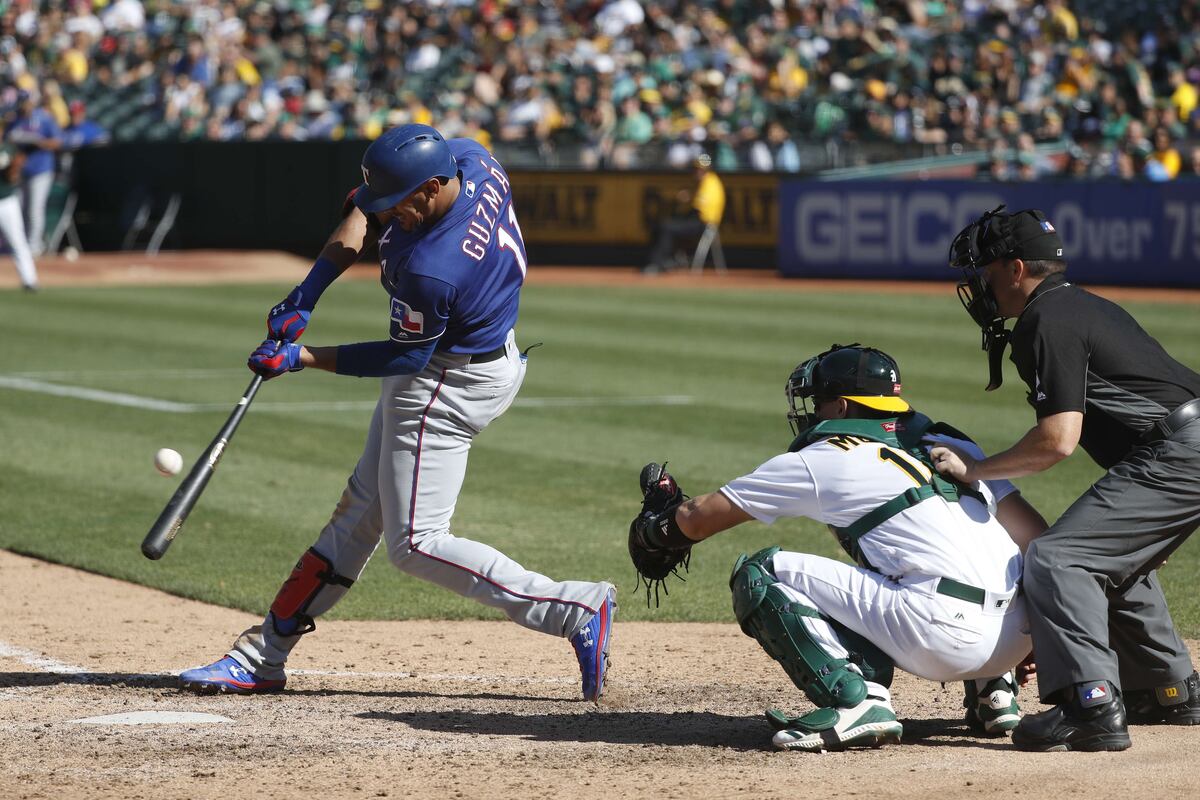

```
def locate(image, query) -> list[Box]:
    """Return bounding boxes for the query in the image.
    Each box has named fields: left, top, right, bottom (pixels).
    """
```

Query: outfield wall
left=777, top=180, right=1200, bottom=287
left=70, top=143, right=1200, bottom=285
left=70, top=142, right=777, bottom=266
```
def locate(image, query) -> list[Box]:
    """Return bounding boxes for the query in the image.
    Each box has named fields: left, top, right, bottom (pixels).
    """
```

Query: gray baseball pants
left=231, top=331, right=613, bottom=679
left=1022, top=421, right=1200, bottom=701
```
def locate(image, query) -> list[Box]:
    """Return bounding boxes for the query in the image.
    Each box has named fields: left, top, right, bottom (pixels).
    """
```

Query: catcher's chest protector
left=788, top=413, right=983, bottom=568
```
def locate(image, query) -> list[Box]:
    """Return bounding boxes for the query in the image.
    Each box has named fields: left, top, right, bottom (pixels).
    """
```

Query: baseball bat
left=141, top=372, right=265, bottom=560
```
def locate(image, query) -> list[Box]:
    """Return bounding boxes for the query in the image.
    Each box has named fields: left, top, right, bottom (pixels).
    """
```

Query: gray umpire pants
left=1023, top=421, right=1200, bottom=702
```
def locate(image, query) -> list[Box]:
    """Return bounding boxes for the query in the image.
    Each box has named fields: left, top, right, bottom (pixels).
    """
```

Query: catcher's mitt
left=629, top=461, right=692, bottom=607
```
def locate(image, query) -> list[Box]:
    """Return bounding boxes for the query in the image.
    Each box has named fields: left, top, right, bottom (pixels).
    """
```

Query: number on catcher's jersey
left=824, top=435, right=932, bottom=486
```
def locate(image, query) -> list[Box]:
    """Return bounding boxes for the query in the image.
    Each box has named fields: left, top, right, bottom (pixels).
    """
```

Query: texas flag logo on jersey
left=390, top=298, right=424, bottom=334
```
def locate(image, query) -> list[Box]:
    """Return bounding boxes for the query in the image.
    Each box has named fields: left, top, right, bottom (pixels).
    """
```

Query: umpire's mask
left=948, top=205, right=1065, bottom=391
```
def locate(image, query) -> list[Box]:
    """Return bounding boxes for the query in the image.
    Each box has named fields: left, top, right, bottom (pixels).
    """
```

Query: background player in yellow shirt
left=642, top=153, right=725, bottom=274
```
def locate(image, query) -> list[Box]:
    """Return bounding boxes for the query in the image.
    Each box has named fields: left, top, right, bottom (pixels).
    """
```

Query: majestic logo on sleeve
left=390, top=298, right=424, bottom=334
left=1034, top=373, right=1047, bottom=402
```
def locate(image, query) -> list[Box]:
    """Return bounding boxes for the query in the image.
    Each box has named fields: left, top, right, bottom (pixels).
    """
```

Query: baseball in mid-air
left=154, top=448, right=183, bottom=477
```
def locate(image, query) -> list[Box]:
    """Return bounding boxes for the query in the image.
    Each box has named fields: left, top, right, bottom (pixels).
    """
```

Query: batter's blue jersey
left=376, top=140, right=527, bottom=354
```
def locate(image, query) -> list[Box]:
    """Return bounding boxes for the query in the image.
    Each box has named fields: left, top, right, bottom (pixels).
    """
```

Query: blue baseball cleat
left=179, top=656, right=286, bottom=695
left=571, top=590, right=615, bottom=703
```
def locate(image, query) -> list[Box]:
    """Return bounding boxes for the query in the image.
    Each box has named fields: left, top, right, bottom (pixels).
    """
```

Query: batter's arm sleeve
left=334, top=339, right=438, bottom=377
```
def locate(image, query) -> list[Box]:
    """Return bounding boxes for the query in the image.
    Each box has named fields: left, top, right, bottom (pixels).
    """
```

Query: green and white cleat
left=771, top=696, right=903, bottom=752
left=964, top=675, right=1021, bottom=736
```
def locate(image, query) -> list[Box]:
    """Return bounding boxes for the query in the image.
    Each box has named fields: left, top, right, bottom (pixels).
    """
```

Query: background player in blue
left=7, top=89, right=61, bottom=257
left=180, top=125, right=616, bottom=702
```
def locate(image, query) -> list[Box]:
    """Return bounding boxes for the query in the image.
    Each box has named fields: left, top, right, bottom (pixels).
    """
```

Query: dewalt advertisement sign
left=510, top=171, right=777, bottom=248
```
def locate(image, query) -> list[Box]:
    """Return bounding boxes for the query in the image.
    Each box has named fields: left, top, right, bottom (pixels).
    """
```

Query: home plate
left=72, top=711, right=234, bottom=725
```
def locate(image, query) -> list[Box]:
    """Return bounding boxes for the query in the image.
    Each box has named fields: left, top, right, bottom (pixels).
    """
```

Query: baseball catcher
left=629, top=344, right=1048, bottom=752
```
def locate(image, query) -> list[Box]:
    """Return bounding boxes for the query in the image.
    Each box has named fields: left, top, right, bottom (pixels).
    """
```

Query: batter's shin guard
left=268, top=548, right=355, bottom=637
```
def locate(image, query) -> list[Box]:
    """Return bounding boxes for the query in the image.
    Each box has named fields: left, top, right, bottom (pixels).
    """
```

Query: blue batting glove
left=266, top=287, right=312, bottom=343
left=248, top=339, right=304, bottom=379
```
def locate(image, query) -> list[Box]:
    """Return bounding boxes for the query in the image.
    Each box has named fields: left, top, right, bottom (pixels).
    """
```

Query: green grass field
left=2, top=277, right=1199, bottom=631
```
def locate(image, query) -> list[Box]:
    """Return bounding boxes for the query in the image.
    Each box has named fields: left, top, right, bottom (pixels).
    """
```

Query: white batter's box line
left=0, top=640, right=88, bottom=674
left=9, top=368, right=236, bottom=380
left=0, top=375, right=194, bottom=412
left=289, top=668, right=577, bottom=686
left=0, top=375, right=694, bottom=413
left=0, top=643, right=579, bottom=688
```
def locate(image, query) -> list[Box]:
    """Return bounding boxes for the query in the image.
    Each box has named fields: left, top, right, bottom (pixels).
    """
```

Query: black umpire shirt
left=1008, top=272, right=1200, bottom=469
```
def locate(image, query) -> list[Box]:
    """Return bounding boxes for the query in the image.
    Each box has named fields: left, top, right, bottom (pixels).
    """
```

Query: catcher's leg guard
left=831, top=619, right=895, bottom=689
left=730, top=547, right=867, bottom=710
left=269, top=548, right=355, bottom=636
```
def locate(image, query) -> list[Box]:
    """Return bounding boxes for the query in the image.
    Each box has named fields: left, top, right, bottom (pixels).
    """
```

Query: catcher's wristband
left=645, top=507, right=693, bottom=550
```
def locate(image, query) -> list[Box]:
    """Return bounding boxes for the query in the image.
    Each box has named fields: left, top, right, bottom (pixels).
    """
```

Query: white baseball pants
left=0, top=194, right=38, bottom=287
left=19, top=170, right=52, bottom=256
left=771, top=551, right=1031, bottom=683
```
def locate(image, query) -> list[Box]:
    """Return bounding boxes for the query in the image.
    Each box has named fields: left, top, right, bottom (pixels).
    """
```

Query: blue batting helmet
left=353, top=124, right=458, bottom=213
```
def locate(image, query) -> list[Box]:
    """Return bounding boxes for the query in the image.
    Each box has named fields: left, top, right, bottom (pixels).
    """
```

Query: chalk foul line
left=0, top=640, right=573, bottom=686
left=0, top=375, right=692, bottom=413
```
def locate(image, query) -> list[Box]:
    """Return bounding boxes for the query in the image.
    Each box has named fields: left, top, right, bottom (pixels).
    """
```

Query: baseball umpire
left=935, top=206, right=1200, bottom=752
left=179, top=124, right=616, bottom=702
left=628, top=344, right=1047, bottom=751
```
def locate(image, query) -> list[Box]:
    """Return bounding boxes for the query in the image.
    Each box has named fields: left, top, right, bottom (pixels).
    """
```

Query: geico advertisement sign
left=780, top=182, right=1200, bottom=284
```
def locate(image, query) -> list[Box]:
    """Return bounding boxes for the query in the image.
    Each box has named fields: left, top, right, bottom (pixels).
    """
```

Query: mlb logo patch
left=881, top=422, right=897, bottom=433
left=390, top=298, right=424, bottom=334
left=893, top=383, right=902, bottom=393
left=464, top=180, right=477, bottom=198
left=1079, top=683, right=1110, bottom=707
left=1041, top=220, right=1055, bottom=233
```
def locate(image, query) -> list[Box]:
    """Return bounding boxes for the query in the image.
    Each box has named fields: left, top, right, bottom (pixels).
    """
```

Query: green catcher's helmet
left=786, top=344, right=910, bottom=435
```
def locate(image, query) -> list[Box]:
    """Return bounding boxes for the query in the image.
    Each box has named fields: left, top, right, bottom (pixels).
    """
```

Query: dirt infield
left=5, top=252, right=1200, bottom=797
left=3, top=250, right=1200, bottom=303
left=1, top=550, right=1198, bottom=800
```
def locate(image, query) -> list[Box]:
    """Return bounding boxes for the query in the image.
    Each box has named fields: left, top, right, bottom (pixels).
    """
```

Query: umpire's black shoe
left=1012, top=681, right=1131, bottom=752
left=1125, top=671, right=1200, bottom=726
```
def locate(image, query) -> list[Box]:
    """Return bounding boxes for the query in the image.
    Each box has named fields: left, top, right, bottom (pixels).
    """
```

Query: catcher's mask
left=785, top=344, right=909, bottom=436
left=949, top=205, right=1065, bottom=391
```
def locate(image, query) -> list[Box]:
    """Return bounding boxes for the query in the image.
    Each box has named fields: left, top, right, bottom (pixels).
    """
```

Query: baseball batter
left=180, top=124, right=615, bottom=701
left=628, top=345, right=1047, bottom=751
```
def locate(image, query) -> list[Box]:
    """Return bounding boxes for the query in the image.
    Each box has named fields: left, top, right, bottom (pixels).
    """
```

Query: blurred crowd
left=1, top=0, right=1200, bottom=183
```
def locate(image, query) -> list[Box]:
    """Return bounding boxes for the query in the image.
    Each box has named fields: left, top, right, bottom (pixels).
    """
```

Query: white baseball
left=154, top=448, right=183, bottom=477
